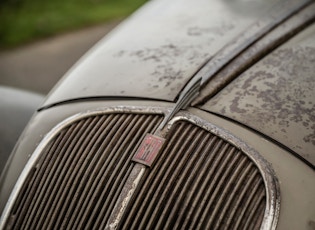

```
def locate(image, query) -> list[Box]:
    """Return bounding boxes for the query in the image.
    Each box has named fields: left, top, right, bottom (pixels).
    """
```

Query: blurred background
left=0, top=0, right=147, bottom=94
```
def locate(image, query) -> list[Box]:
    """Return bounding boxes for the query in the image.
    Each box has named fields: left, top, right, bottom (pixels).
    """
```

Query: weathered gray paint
left=42, top=0, right=283, bottom=107
left=193, top=1, right=315, bottom=105
left=202, top=23, right=315, bottom=166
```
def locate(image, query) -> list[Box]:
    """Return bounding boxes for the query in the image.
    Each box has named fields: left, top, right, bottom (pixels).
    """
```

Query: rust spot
left=230, top=96, right=247, bottom=113
left=115, top=43, right=210, bottom=90
left=303, top=124, right=315, bottom=145
left=227, top=47, right=315, bottom=135
left=309, top=220, right=315, bottom=230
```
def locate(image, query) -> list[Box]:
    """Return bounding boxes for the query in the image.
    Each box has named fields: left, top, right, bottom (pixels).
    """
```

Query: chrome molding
left=0, top=106, right=280, bottom=230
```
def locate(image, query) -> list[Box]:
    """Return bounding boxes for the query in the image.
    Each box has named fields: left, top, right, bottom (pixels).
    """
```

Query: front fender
left=0, top=86, right=44, bottom=176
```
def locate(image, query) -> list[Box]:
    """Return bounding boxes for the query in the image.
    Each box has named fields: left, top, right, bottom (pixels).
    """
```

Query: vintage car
left=0, top=0, right=314, bottom=229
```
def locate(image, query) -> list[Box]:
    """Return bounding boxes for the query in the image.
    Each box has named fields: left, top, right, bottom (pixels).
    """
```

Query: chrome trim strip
left=106, top=164, right=146, bottom=230
left=163, top=111, right=280, bottom=230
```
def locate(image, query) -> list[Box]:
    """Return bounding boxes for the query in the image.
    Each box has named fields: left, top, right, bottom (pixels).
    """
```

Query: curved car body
left=0, top=0, right=315, bottom=229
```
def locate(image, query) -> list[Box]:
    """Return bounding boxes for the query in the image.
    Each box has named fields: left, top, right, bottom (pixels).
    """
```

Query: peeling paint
left=203, top=24, right=315, bottom=164
left=114, top=44, right=209, bottom=89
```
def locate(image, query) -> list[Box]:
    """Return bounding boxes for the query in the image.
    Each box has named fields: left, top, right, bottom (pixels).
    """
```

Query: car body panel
left=202, top=23, right=315, bottom=166
left=0, top=87, right=43, bottom=176
left=42, top=0, right=285, bottom=107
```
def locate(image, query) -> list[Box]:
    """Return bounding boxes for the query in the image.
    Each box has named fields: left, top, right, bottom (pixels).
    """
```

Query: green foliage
left=0, top=0, right=147, bottom=48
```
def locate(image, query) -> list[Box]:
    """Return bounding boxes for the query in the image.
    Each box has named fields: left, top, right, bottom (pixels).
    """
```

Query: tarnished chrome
left=162, top=111, right=280, bottom=230
left=0, top=106, right=167, bottom=229
left=159, top=77, right=201, bottom=129
left=105, top=108, right=280, bottom=230
left=106, top=164, right=146, bottom=230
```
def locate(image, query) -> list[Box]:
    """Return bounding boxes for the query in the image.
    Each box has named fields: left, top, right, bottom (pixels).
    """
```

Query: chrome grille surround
left=0, top=106, right=280, bottom=230
left=0, top=106, right=167, bottom=229
left=160, top=112, right=280, bottom=230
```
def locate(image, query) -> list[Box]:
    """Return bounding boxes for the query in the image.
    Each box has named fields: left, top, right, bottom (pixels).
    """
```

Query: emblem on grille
left=132, top=134, right=165, bottom=167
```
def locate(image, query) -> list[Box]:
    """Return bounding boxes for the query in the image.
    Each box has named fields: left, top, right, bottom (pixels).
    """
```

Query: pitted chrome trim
left=158, top=77, right=202, bottom=129
left=161, top=111, right=280, bottom=230
left=0, top=106, right=279, bottom=230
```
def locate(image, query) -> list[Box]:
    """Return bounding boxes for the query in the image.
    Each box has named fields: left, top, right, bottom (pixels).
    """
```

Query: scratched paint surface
left=203, top=24, right=315, bottom=165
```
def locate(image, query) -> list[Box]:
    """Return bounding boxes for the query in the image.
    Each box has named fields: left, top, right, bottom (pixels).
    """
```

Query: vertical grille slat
left=22, top=120, right=88, bottom=230
left=233, top=175, right=263, bottom=229
left=48, top=116, right=107, bottom=229
left=205, top=155, right=248, bottom=229
left=192, top=144, right=238, bottom=230
left=96, top=115, right=163, bottom=230
left=122, top=123, right=189, bottom=229
left=243, top=184, right=266, bottom=230
left=138, top=124, right=195, bottom=230
left=173, top=134, right=218, bottom=230
left=161, top=130, right=211, bottom=230
left=215, top=162, right=255, bottom=229
left=78, top=114, right=143, bottom=226
left=224, top=168, right=258, bottom=228
left=148, top=127, right=201, bottom=228
left=10, top=130, right=63, bottom=226
left=120, top=121, right=267, bottom=230
left=7, top=113, right=163, bottom=230
left=56, top=115, right=112, bottom=229
left=146, top=126, right=200, bottom=229
left=37, top=117, right=100, bottom=230
left=69, top=114, right=135, bottom=229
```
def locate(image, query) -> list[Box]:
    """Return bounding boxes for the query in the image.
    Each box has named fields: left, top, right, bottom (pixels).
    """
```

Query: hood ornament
left=159, top=77, right=202, bottom=129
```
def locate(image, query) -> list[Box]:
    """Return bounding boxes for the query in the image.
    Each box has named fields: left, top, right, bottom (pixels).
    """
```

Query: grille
left=120, top=121, right=266, bottom=230
left=4, top=113, right=269, bottom=230
left=6, top=113, right=163, bottom=230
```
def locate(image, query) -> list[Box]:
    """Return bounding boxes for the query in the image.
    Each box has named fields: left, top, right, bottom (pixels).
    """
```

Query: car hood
left=42, top=0, right=286, bottom=108
left=40, top=0, right=315, bottom=167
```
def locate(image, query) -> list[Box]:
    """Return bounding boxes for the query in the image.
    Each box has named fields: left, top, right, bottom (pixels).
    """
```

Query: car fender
left=0, top=86, right=44, bottom=176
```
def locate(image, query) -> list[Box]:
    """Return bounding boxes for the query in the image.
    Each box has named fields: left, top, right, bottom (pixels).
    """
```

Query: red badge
left=132, top=134, right=165, bottom=167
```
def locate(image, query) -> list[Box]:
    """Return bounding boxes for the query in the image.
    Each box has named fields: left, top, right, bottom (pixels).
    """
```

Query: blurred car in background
left=0, top=0, right=314, bottom=229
